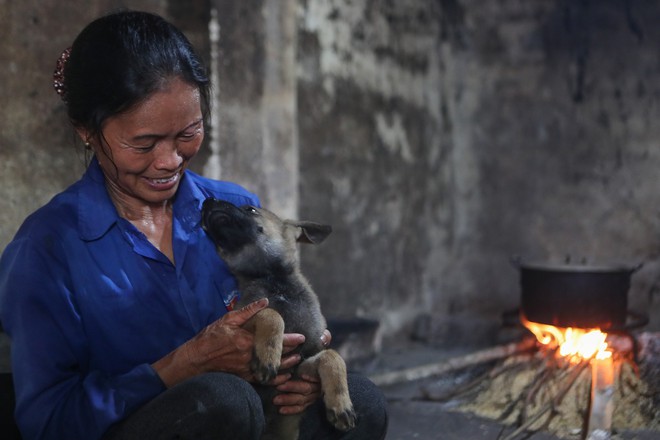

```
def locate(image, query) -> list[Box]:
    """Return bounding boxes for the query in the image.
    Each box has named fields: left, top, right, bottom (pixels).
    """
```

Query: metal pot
left=511, top=257, right=643, bottom=329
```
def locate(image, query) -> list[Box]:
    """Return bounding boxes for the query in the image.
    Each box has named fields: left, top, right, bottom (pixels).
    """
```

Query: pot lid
left=511, top=256, right=643, bottom=273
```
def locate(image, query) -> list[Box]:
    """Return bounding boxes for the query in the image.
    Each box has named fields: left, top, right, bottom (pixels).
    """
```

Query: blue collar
left=77, top=158, right=206, bottom=241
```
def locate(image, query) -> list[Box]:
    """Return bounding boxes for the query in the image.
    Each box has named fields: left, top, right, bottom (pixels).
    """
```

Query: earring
left=84, top=141, right=91, bottom=150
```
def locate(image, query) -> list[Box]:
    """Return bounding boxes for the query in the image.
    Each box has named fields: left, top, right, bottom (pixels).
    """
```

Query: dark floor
left=385, top=398, right=561, bottom=440
left=362, top=342, right=561, bottom=440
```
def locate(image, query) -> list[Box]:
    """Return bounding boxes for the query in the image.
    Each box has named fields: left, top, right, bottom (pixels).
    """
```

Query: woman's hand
left=153, top=299, right=334, bottom=397
left=273, top=374, right=323, bottom=415
left=153, top=298, right=268, bottom=387
left=268, top=328, right=332, bottom=415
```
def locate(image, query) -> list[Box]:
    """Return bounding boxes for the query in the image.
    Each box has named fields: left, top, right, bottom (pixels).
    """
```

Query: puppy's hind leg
left=260, top=410, right=302, bottom=440
left=273, top=414, right=303, bottom=440
left=298, top=350, right=356, bottom=432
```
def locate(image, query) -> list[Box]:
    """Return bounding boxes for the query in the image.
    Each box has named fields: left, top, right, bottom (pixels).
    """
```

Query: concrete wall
left=208, top=0, right=300, bottom=219
left=2, top=0, right=660, bottom=365
left=296, top=0, right=447, bottom=338
left=294, top=0, right=660, bottom=345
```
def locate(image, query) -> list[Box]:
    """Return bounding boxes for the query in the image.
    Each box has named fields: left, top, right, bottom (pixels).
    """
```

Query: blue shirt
left=0, top=158, right=260, bottom=440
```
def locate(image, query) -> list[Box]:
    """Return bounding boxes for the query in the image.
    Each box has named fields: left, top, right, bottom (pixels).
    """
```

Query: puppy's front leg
left=243, top=308, right=285, bottom=383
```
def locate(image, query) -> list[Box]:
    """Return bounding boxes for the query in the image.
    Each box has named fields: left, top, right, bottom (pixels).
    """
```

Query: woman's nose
left=153, top=142, right=183, bottom=170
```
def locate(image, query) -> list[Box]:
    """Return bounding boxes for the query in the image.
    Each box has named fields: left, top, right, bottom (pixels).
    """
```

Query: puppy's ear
left=292, top=221, right=332, bottom=244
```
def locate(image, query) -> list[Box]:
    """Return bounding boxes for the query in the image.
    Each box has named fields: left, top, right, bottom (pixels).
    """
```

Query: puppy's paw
left=326, top=404, right=357, bottom=432
left=251, top=359, right=277, bottom=384
left=251, top=348, right=280, bottom=384
left=324, top=387, right=356, bottom=431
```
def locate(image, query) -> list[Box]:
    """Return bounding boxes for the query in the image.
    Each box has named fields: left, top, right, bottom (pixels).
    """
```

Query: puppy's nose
left=202, top=197, right=219, bottom=211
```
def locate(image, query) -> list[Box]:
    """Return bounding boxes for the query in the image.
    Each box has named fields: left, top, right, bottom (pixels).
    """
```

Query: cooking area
left=1, top=0, right=660, bottom=439
left=370, top=257, right=659, bottom=439
left=358, top=255, right=659, bottom=439
left=475, top=258, right=656, bottom=437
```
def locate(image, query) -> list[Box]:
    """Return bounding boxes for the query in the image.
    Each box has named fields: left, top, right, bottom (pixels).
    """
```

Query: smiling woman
left=80, top=78, right=205, bottom=262
left=88, top=79, right=203, bottom=233
left=0, top=9, right=387, bottom=440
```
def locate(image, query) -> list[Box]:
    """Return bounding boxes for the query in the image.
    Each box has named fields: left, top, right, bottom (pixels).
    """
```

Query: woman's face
left=89, top=77, right=204, bottom=207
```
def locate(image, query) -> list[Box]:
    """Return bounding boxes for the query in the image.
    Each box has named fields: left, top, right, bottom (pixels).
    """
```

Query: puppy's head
left=201, top=198, right=331, bottom=275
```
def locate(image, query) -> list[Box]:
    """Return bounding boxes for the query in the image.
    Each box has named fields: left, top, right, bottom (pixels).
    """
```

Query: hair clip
left=53, top=47, right=72, bottom=103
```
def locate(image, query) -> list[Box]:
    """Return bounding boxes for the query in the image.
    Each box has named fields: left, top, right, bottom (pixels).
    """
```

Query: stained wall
left=293, top=0, right=660, bottom=345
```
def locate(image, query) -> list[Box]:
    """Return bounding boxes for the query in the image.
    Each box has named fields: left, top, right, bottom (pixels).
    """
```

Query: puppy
left=201, top=198, right=356, bottom=440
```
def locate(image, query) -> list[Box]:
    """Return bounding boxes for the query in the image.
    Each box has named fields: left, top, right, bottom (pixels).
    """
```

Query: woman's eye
left=179, top=124, right=203, bottom=140
left=133, top=144, right=156, bottom=152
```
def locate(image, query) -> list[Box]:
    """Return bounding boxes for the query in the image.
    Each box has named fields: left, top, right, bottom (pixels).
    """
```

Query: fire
left=521, top=315, right=612, bottom=362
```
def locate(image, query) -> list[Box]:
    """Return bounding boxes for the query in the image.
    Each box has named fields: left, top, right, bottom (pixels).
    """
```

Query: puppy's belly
left=268, top=297, right=326, bottom=357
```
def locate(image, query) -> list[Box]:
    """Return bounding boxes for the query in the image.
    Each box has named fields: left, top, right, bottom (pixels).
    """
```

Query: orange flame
left=521, top=315, right=612, bottom=362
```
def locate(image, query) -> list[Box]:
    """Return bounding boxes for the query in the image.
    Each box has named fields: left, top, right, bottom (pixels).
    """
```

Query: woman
left=0, top=10, right=387, bottom=440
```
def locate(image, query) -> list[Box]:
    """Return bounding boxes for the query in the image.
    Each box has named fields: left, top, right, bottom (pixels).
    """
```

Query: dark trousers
left=102, top=372, right=388, bottom=440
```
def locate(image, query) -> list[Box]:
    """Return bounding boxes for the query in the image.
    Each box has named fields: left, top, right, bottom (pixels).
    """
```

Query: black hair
left=64, top=10, right=210, bottom=138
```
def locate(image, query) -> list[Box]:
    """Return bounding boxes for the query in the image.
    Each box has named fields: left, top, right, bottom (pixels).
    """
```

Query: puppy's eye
left=257, top=226, right=264, bottom=233
left=243, top=206, right=258, bottom=214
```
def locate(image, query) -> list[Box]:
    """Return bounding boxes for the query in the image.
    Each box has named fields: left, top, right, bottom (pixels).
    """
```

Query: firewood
left=369, top=337, right=536, bottom=387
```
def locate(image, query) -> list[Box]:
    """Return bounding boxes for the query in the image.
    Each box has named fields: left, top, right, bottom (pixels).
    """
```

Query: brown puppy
left=201, top=198, right=356, bottom=440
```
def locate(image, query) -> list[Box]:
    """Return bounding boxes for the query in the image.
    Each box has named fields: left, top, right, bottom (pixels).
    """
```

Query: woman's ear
left=74, top=127, right=93, bottom=148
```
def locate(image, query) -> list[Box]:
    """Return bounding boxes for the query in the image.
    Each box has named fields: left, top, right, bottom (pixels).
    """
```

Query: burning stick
left=586, top=356, right=614, bottom=439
